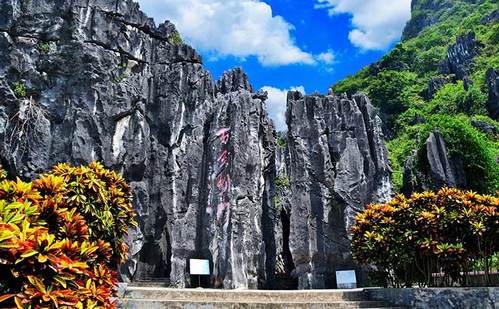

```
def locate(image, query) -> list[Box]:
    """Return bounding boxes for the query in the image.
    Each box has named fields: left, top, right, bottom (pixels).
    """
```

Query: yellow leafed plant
left=0, top=163, right=137, bottom=308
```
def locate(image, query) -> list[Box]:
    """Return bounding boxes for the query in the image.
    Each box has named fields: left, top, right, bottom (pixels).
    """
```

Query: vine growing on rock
left=8, top=96, right=50, bottom=158
left=0, top=162, right=137, bottom=308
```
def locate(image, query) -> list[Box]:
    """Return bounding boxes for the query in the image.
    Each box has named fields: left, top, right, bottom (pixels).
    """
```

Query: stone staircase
left=118, top=286, right=404, bottom=309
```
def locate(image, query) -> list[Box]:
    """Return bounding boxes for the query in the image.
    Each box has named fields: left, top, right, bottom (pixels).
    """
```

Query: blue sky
left=136, top=0, right=412, bottom=130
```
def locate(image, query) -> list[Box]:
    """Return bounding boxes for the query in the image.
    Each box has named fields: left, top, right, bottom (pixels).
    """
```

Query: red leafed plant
left=0, top=162, right=137, bottom=308
left=351, top=187, right=498, bottom=287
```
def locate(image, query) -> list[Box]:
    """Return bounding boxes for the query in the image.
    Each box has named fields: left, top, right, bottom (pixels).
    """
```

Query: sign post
left=189, top=259, right=210, bottom=288
left=335, top=270, right=357, bottom=289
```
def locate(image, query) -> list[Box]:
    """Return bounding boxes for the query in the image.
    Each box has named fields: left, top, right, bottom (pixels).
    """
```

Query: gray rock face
left=471, top=120, right=498, bottom=135
left=402, top=0, right=453, bottom=40
left=441, top=32, right=482, bottom=87
left=481, top=10, right=499, bottom=24
left=402, top=130, right=466, bottom=195
left=285, top=92, right=392, bottom=289
left=0, top=0, right=276, bottom=289
left=425, top=76, right=449, bottom=100
left=486, top=68, right=499, bottom=120
left=401, top=148, right=421, bottom=196
left=425, top=131, right=465, bottom=189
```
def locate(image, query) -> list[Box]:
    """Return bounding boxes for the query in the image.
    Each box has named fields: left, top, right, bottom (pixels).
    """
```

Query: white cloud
left=261, top=86, right=305, bottom=131
left=315, top=49, right=336, bottom=72
left=315, top=0, right=411, bottom=50
left=137, top=0, right=315, bottom=66
left=316, top=50, right=335, bottom=65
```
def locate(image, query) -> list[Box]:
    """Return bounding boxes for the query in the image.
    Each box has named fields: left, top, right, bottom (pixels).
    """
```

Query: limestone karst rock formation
left=0, top=0, right=275, bottom=289
left=486, top=68, right=499, bottom=120
left=441, top=32, right=482, bottom=89
left=402, top=130, right=467, bottom=196
left=425, top=131, right=466, bottom=189
left=0, top=0, right=393, bottom=289
left=284, top=91, right=393, bottom=289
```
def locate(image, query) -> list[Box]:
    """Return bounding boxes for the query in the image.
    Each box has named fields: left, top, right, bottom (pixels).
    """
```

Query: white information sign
left=189, top=259, right=210, bottom=275
left=336, top=270, right=357, bottom=289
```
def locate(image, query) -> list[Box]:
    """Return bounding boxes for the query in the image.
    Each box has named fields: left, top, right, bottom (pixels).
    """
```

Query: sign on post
left=335, top=270, right=357, bottom=289
left=189, top=259, right=210, bottom=275
left=190, top=259, right=210, bottom=288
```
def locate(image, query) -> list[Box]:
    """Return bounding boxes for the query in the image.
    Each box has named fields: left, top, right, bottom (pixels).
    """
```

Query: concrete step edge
left=120, top=299, right=389, bottom=305
left=123, top=295, right=367, bottom=302
left=124, top=287, right=366, bottom=294
left=123, top=288, right=366, bottom=297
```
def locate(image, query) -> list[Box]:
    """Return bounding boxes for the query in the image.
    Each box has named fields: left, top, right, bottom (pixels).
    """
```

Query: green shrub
left=276, top=136, right=286, bottom=148
left=0, top=162, right=137, bottom=308
left=387, top=114, right=499, bottom=195
left=471, top=115, right=499, bottom=139
left=168, top=31, right=183, bottom=45
left=352, top=188, right=498, bottom=287
left=38, top=42, right=50, bottom=54
left=376, top=44, right=414, bottom=71
left=429, top=81, right=487, bottom=116
left=13, top=82, right=26, bottom=98
left=275, top=176, right=290, bottom=189
left=420, top=115, right=499, bottom=194
left=49, top=162, right=137, bottom=263
left=473, top=253, right=499, bottom=271
left=366, top=70, right=422, bottom=116
left=387, top=135, right=417, bottom=192
left=331, top=68, right=369, bottom=96
left=112, top=63, right=129, bottom=84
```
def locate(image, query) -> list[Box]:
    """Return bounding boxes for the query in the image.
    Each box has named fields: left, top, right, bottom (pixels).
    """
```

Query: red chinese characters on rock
left=218, top=149, right=230, bottom=167
left=208, top=128, right=233, bottom=284
left=216, top=202, right=230, bottom=222
left=216, top=128, right=230, bottom=145
left=207, top=128, right=232, bottom=220
left=216, top=174, right=231, bottom=195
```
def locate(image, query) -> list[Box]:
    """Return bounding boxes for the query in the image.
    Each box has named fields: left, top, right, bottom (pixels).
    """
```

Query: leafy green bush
left=331, top=68, right=370, bottom=96
left=429, top=82, right=487, bottom=116
left=390, top=115, right=499, bottom=194
left=276, top=136, right=286, bottom=148
left=275, top=176, right=290, bottom=189
left=387, top=134, right=417, bottom=192
left=419, top=115, right=499, bottom=194
left=168, top=31, right=183, bottom=45
left=473, top=252, right=499, bottom=271
left=0, top=162, right=137, bottom=308
left=13, top=82, right=26, bottom=98
left=352, top=188, right=498, bottom=287
left=366, top=70, right=423, bottom=116
left=471, top=115, right=499, bottom=139
left=50, top=162, right=137, bottom=263
left=38, top=42, right=50, bottom=54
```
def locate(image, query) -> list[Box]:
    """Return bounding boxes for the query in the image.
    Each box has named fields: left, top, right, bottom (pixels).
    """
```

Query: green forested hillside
left=332, top=0, right=499, bottom=193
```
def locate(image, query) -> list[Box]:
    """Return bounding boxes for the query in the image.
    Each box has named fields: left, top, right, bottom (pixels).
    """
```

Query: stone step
left=132, top=279, right=170, bottom=288
left=119, top=299, right=396, bottom=309
left=122, top=287, right=368, bottom=303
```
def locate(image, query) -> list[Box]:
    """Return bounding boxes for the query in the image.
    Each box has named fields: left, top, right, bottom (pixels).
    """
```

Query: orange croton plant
left=351, top=187, right=498, bottom=287
left=0, top=162, right=137, bottom=308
